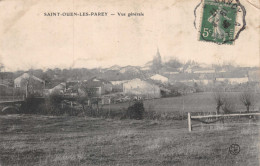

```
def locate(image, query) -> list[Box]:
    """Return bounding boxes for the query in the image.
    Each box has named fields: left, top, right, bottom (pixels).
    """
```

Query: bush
left=43, top=92, right=64, bottom=115
left=20, top=92, right=89, bottom=116
left=21, top=92, right=66, bottom=115
left=48, top=91, right=63, bottom=106
left=20, top=94, right=44, bottom=114
left=221, top=97, right=236, bottom=114
left=240, top=90, right=255, bottom=112
left=126, top=101, right=145, bottom=120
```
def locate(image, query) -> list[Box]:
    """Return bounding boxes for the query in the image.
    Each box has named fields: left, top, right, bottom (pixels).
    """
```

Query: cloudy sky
left=0, top=0, right=259, bottom=71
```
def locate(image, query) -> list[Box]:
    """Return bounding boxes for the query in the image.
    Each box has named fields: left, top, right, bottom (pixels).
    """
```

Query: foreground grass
left=0, top=114, right=259, bottom=166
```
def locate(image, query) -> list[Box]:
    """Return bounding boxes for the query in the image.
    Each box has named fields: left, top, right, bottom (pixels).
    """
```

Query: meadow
left=0, top=114, right=259, bottom=166
left=0, top=92, right=259, bottom=165
left=104, top=92, right=260, bottom=114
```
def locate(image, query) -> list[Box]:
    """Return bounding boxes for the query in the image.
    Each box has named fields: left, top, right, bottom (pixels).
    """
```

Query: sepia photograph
left=0, top=0, right=259, bottom=165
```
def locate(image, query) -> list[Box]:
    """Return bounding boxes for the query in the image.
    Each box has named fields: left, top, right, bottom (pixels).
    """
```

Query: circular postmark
left=229, top=144, right=240, bottom=155
left=194, top=0, right=246, bottom=45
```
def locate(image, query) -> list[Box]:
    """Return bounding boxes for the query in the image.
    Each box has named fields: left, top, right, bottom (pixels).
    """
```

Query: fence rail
left=187, top=112, right=260, bottom=132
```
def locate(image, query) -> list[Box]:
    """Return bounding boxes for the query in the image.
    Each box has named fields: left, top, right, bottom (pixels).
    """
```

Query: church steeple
left=156, top=47, right=160, bottom=57
left=152, top=47, right=162, bottom=73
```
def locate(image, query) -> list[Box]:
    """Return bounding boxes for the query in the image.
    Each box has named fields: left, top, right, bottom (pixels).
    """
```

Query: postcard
left=0, top=0, right=259, bottom=165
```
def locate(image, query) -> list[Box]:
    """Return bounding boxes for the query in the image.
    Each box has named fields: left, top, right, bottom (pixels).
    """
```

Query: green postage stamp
left=199, top=0, right=239, bottom=44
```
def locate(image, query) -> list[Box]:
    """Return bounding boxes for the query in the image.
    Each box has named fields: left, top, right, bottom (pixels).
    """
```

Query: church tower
left=156, top=47, right=161, bottom=58
left=152, top=47, right=162, bottom=72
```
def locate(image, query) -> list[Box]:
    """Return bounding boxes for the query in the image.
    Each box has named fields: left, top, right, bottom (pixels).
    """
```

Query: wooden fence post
left=188, top=112, right=192, bottom=132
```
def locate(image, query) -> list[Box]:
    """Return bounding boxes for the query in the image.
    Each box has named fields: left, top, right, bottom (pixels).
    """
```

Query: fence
left=187, top=112, right=260, bottom=132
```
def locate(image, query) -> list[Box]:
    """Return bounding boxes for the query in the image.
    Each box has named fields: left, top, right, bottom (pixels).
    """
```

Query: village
left=0, top=49, right=260, bottom=110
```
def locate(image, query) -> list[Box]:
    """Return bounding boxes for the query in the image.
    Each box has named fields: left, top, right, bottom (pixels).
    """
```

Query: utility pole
left=109, top=98, right=111, bottom=117
left=188, top=112, right=192, bottom=132
left=182, top=94, right=184, bottom=120
left=12, top=87, right=14, bottom=101
left=182, top=94, right=184, bottom=111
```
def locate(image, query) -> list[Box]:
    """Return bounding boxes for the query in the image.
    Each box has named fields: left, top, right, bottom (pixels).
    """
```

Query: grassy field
left=0, top=114, right=259, bottom=166
left=103, top=92, right=260, bottom=113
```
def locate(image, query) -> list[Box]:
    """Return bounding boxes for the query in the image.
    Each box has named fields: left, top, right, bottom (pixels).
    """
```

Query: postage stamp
left=199, top=0, right=240, bottom=44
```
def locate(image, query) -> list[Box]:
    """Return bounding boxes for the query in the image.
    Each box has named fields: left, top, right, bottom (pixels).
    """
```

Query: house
left=216, top=77, right=249, bottom=84
left=163, top=71, right=179, bottom=75
left=193, top=79, right=214, bottom=85
left=178, top=79, right=195, bottom=84
left=110, top=80, right=130, bottom=92
left=111, top=80, right=130, bottom=85
left=185, top=67, right=192, bottom=73
left=150, top=74, right=169, bottom=83
left=45, top=82, right=66, bottom=95
left=14, top=73, right=45, bottom=96
left=44, top=81, right=81, bottom=96
left=193, top=69, right=215, bottom=74
left=65, top=81, right=80, bottom=94
left=123, top=78, right=161, bottom=99
left=84, top=78, right=113, bottom=97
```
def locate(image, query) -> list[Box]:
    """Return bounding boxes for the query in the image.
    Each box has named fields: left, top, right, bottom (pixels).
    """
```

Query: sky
left=0, top=0, right=259, bottom=71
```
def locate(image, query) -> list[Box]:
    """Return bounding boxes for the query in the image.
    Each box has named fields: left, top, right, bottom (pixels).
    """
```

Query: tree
left=44, top=90, right=63, bottom=115
left=222, top=96, right=235, bottom=114
left=165, top=58, right=182, bottom=69
left=127, top=100, right=145, bottom=120
left=183, top=60, right=199, bottom=71
left=78, top=83, right=100, bottom=115
left=213, top=92, right=225, bottom=114
left=213, top=92, right=235, bottom=114
left=240, top=90, right=255, bottom=112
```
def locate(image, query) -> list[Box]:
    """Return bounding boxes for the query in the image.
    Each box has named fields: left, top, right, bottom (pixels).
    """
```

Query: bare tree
left=222, top=97, right=235, bottom=114
left=213, top=92, right=225, bottom=114
left=240, top=90, right=255, bottom=112
left=214, top=92, right=236, bottom=114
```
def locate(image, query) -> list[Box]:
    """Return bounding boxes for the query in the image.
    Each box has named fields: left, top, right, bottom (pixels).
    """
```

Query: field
left=0, top=114, right=259, bottom=166
left=0, top=92, right=259, bottom=165
left=104, top=92, right=260, bottom=113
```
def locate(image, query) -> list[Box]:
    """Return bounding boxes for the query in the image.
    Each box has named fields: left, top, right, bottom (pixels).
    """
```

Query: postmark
left=196, top=0, right=246, bottom=45
left=229, top=144, right=240, bottom=155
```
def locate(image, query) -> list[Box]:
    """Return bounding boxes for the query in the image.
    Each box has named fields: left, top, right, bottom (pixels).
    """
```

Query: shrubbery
left=221, top=97, right=236, bottom=113
left=43, top=91, right=63, bottom=115
left=20, top=94, right=43, bottom=114
left=21, top=92, right=82, bottom=116
left=125, top=101, right=145, bottom=120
